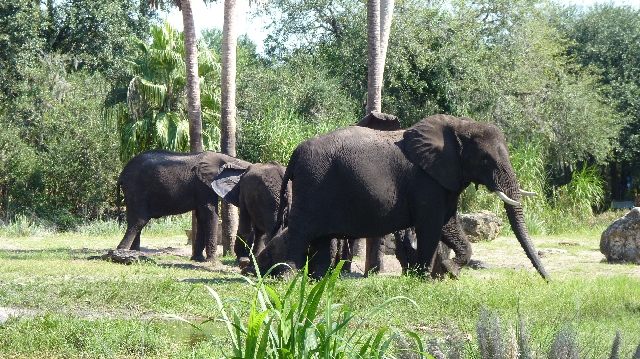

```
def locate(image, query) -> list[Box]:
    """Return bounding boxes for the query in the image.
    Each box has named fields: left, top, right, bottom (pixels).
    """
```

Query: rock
left=99, top=249, right=156, bottom=265
left=458, top=210, right=504, bottom=242
left=538, top=248, right=568, bottom=258
left=600, top=208, right=640, bottom=264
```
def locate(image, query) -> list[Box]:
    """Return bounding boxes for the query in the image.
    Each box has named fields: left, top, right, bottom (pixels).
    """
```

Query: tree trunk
left=364, top=0, right=394, bottom=274
left=220, top=0, right=239, bottom=256
left=379, top=0, right=394, bottom=83
left=180, top=0, right=208, bottom=260
left=366, top=0, right=382, bottom=114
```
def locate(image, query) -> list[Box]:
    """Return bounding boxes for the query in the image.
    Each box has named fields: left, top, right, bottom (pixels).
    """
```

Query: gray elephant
left=116, top=149, right=251, bottom=261
left=259, top=114, right=548, bottom=280
left=212, top=161, right=291, bottom=268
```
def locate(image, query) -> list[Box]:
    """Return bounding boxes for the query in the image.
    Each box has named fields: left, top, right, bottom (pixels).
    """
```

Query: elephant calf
left=213, top=161, right=291, bottom=268
left=116, top=149, right=250, bottom=262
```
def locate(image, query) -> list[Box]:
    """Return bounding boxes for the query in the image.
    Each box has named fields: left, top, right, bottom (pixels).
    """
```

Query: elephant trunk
left=502, top=187, right=549, bottom=281
left=492, top=167, right=549, bottom=281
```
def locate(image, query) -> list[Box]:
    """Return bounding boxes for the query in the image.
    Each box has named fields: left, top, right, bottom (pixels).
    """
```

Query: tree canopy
left=1, top=0, right=639, bottom=227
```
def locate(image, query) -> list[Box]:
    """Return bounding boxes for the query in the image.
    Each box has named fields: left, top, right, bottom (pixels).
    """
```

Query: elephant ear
left=403, top=114, right=465, bottom=192
left=195, top=160, right=246, bottom=206
left=356, top=111, right=401, bottom=131
left=210, top=163, right=247, bottom=206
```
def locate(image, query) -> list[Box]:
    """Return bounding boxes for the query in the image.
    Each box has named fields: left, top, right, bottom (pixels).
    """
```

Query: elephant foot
left=238, top=256, right=251, bottom=269
left=190, top=254, right=207, bottom=262
left=435, top=259, right=461, bottom=280
left=241, top=265, right=257, bottom=277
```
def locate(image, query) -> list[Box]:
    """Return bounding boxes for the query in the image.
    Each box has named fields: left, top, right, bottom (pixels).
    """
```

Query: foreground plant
left=175, top=261, right=430, bottom=358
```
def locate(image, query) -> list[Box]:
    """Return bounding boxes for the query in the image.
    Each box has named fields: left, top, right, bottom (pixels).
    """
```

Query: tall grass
left=459, top=141, right=608, bottom=236
left=179, top=261, right=426, bottom=358
left=237, top=105, right=353, bottom=165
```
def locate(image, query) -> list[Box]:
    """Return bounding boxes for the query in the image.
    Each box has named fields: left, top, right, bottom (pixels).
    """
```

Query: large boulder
left=458, top=210, right=504, bottom=242
left=600, top=207, right=640, bottom=264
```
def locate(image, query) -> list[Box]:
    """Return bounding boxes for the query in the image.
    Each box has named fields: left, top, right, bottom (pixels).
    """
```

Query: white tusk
left=495, top=191, right=521, bottom=206
left=520, top=189, right=537, bottom=197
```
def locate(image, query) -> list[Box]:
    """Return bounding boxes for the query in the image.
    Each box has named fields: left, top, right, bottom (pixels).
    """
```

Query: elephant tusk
left=520, top=189, right=537, bottom=197
left=495, top=191, right=521, bottom=206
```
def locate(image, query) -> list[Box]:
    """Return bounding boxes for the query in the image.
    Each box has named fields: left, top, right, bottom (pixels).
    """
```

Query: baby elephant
left=213, top=161, right=291, bottom=268
left=117, top=149, right=251, bottom=262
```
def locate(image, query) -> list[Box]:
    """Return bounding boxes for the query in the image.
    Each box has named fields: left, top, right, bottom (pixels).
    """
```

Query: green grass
left=0, top=220, right=639, bottom=358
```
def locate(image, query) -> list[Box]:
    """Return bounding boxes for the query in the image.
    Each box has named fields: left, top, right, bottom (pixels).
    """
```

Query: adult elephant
left=212, top=161, right=291, bottom=268
left=258, top=114, right=549, bottom=280
left=116, top=149, right=251, bottom=262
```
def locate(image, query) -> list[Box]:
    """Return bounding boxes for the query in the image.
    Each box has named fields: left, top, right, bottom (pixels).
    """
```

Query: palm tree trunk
left=180, top=0, right=208, bottom=259
left=220, top=0, right=239, bottom=256
left=379, top=0, right=394, bottom=82
left=366, top=0, right=382, bottom=114
left=364, top=0, right=394, bottom=274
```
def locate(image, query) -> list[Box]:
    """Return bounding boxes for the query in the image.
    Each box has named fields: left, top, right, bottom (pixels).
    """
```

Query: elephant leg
left=251, top=228, right=267, bottom=257
left=414, top=217, right=445, bottom=276
left=333, top=239, right=353, bottom=273
left=117, top=214, right=149, bottom=251
left=235, top=203, right=253, bottom=265
left=131, top=233, right=141, bottom=251
left=394, top=228, right=418, bottom=274
left=364, top=237, right=385, bottom=276
left=437, top=215, right=471, bottom=279
left=193, top=203, right=218, bottom=262
left=308, top=237, right=335, bottom=280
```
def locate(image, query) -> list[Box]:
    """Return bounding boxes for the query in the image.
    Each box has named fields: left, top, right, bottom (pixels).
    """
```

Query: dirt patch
left=130, top=234, right=640, bottom=279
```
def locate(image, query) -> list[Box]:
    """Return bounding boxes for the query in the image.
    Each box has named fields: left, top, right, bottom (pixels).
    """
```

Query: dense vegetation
left=1, top=1, right=640, bottom=357
left=0, top=0, right=638, bottom=230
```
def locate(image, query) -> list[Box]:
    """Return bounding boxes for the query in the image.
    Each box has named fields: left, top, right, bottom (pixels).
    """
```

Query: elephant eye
left=482, top=159, right=488, bottom=166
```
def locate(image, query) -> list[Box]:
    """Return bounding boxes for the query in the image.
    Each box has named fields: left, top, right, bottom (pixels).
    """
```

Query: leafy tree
left=0, top=0, right=46, bottom=103
left=43, top=0, right=155, bottom=78
left=561, top=4, right=640, bottom=187
left=105, top=20, right=222, bottom=163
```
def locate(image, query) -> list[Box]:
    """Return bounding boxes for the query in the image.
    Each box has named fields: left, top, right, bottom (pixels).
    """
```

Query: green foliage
left=460, top=142, right=606, bottom=235
left=237, top=106, right=352, bottom=164
left=260, top=0, right=621, bottom=176
left=183, top=261, right=420, bottom=358
left=0, top=0, right=46, bottom=102
left=0, top=54, right=120, bottom=228
left=42, top=0, right=155, bottom=78
left=106, top=20, right=222, bottom=163
left=562, top=4, right=640, bottom=165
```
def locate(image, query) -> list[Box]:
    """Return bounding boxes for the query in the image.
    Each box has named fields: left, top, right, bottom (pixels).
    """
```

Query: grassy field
left=0, top=217, right=639, bottom=358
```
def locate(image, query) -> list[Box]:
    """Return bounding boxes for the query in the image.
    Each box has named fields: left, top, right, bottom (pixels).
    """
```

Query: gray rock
left=600, top=207, right=640, bottom=264
left=458, top=210, right=504, bottom=242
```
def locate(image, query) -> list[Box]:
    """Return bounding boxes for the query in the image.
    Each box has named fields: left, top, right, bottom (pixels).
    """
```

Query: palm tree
left=366, top=0, right=394, bottom=114
left=220, top=0, right=240, bottom=256
left=365, top=0, right=394, bottom=273
left=146, top=0, right=224, bottom=260
left=107, top=20, right=221, bottom=162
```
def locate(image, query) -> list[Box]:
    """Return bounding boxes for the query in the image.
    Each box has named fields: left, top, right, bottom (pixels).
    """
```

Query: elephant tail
left=116, top=179, right=123, bottom=226
left=271, top=153, right=296, bottom=237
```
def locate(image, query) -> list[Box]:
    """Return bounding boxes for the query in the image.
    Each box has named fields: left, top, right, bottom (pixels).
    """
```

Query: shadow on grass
left=0, top=247, right=108, bottom=260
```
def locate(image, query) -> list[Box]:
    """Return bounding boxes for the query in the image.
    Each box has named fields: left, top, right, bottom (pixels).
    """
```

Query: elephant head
left=404, top=114, right=549, bottom=280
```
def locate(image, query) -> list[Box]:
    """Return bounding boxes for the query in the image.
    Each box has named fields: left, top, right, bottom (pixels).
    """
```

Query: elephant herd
left=115, top=113, right=549, bottom=281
